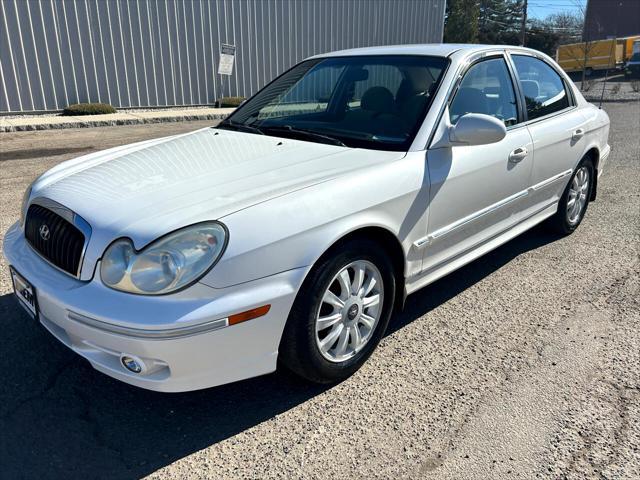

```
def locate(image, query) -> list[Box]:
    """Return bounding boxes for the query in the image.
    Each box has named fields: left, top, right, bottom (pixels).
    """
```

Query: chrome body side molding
left=413, top=189, right=529, bottom=249
left=407, top=200, right=558, bottom=293
left=413, top=169, right=574, bottom=251
left=528, top=169, right=572, bottom=192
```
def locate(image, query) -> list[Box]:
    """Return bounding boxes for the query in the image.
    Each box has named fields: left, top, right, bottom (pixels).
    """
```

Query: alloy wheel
left=315, top=260, right=384, bottom=363
left=567, top=166, right=590, bottom=225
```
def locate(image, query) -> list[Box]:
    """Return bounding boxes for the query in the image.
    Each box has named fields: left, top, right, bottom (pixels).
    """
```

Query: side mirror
left=450, top=113, right=507, bottom=146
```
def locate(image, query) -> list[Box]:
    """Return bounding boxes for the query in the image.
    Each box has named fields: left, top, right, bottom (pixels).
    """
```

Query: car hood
left=31, top=127, right=404, bottom=278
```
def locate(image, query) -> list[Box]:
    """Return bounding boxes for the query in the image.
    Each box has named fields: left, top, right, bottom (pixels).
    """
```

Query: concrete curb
left=581, top=96, right=640, bottom=104
left=0, top=108, right=235, bottom=133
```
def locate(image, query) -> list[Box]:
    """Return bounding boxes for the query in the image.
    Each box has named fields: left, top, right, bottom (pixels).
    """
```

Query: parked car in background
left=621, top=36, right=640, bottom=65
left=4, top=44, right=610, bottom=392
left=625, top=47, right=640, bottom=78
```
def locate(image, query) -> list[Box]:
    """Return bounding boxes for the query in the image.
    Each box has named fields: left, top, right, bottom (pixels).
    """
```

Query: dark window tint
left=450, top=57, right=518, bottom=127
left=512, top=55, right=570, bottom=120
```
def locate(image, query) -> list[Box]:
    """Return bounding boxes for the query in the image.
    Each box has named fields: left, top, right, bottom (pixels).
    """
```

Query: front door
left=423, top=55, right=533, bottom=272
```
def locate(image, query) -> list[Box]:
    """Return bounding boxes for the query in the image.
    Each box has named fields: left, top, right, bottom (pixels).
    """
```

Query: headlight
left=20, top=184, right=33, bottom=227
left=100, top=222, right=227, bottom=295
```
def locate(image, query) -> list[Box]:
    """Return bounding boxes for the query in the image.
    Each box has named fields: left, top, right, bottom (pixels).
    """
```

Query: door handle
left=509, top=147, right=528, bottom=163
left=572, top=128, right=585, bottom=141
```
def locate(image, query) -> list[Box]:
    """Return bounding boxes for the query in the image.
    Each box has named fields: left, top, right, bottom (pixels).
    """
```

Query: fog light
left=120, top=354, right=146, bottom=374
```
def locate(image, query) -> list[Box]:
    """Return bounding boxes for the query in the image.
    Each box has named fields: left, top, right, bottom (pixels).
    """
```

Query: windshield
left=630, top=52, right=640, bottom=62
left=219, top=55, right=449, bottom=151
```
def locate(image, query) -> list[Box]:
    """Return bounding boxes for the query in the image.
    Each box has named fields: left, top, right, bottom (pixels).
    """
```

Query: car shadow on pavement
left=0, top=224, right=562, bottom=479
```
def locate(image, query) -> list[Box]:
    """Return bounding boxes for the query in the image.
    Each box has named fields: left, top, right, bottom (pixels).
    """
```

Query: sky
left=527, top=0, right=587, bottom=20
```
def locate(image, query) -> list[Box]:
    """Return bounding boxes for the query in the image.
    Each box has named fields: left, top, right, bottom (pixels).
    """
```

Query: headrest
left=396, top=68, right=433, bottom=104
left=451, top=87, right=488, bottom=117
left=521, top=80, right=540, bottom=99
left=361, top=86, right=395, bottom=114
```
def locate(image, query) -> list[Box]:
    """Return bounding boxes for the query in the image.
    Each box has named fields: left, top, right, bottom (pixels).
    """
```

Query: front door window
left=450, top=57, right=519, bottom=127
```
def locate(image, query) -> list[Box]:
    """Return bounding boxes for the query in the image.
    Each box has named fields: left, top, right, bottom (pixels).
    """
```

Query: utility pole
left=520, top=0, right=528, bottom=46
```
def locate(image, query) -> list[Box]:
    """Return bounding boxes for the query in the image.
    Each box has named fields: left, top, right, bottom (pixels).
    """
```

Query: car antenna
left=598, top=38, right=616, bottom=109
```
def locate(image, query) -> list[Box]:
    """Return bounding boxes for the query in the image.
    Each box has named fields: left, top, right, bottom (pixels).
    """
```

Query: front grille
left=24, top=204, right=85, bottom=276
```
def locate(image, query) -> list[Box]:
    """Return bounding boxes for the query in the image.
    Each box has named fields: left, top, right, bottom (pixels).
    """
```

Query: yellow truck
left=557, top=35, right=640, bottom=75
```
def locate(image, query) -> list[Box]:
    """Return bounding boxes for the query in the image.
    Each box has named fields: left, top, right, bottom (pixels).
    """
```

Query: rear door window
left=511, top=55, right=570, bottom=120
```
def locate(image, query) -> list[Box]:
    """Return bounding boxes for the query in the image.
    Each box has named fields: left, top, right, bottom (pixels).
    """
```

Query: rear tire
left=547, top=157, right=594, bottom=235
left=279, top=239, right=396, bottom=383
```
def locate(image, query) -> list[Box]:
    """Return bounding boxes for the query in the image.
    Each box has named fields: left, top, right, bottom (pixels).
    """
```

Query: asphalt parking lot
left=1, top=102, right=638, bottom=479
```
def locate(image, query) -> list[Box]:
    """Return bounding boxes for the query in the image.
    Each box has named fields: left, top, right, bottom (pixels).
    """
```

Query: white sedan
left=4, top=44, right=610, bottom=392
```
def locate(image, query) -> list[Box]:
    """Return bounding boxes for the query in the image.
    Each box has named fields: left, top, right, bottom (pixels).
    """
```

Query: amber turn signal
left=228, top=305, right=271, bottom=325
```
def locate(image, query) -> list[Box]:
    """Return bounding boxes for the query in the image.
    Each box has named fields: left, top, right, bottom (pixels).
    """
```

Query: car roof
left=309, top=43, right=536, bottom=59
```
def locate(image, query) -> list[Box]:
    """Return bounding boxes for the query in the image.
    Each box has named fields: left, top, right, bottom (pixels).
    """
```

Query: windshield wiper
left=217, top=120, right=264, bottom=135
left=260, top=125, right=346, bottom=147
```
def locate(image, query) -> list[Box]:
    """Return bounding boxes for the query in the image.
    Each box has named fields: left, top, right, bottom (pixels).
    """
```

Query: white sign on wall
left=218, top=44, right=236, bottom=76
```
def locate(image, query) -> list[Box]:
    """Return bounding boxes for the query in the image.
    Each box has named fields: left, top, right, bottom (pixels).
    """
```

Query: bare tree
left=546, top=11, right=582, bottom=45
left=575, top=0, right=602, bottom=89
left=552, top=1, right=603, bottom=89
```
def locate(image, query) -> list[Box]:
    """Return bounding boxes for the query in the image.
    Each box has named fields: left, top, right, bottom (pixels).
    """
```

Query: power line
left=528, top=0, right=586, bottom=5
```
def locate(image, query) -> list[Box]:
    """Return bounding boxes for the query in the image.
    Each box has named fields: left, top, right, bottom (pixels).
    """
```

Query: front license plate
left=10, top=267, right=38, bottom=319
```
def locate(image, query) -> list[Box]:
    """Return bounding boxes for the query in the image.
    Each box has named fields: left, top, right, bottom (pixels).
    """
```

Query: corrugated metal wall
left=0, top=0, right=446, bottom=113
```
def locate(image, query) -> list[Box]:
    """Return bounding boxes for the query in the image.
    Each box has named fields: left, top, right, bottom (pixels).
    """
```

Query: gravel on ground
left=576, top=74, right=640, bottom=102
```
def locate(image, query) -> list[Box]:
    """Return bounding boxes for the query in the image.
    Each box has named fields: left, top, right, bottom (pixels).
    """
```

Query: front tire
left=279, top=239, right=396, bottom=383
left=548, top=157, right=594, bottom=235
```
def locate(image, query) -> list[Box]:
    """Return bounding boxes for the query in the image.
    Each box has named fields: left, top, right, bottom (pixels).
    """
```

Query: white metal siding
left=0, top=0, right=446, bottom=113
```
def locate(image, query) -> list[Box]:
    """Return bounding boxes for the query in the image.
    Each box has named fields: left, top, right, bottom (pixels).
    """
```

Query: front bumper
left=3, top=222, right=306, bottom=392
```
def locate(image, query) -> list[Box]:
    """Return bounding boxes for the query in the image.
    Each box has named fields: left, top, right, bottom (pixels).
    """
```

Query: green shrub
left=63, top=102, right=117, bottom=116
left=215, top=96, right=245, bottom=108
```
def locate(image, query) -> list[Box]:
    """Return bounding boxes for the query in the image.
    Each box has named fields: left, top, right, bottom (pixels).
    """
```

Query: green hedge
left=215, top=96, right=245, bottom=108
left=63, top=103, right=117, bottom=116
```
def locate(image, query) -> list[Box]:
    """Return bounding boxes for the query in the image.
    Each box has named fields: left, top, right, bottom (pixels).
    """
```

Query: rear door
left=509, top=53, right=587, bottom=213
left=423, top=54, right=534, bottom=272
